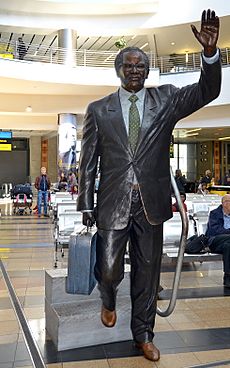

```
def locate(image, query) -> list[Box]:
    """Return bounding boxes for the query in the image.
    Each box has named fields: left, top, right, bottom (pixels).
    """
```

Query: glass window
left=170, top=143, right=187, bottom=176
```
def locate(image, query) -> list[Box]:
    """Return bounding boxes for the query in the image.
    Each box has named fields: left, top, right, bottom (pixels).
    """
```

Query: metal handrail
left=156, top=167, right=189, bottom=317
left=0, top=38, right=229, bottom=73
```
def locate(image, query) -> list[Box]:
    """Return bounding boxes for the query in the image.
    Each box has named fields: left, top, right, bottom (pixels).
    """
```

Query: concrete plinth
left=45, top=269, right=132, bottom=351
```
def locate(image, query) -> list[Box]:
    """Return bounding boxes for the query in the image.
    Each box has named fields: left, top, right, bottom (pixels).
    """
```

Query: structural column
left=29, top=136, right=41, bottom=184
left=58, top=29, right=77, bottom=66
left=58, top=113, right=77, bottom=177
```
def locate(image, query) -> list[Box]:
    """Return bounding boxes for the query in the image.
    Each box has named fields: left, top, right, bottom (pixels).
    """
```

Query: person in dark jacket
left=223, top=171, right=230, bottom=186
left=17, top=37, right=26, bottom=60
left=174, top=169, right=187, bottom=193
left=35, top=167, right=51, bottom=217
left=200, top=169, right=212, bottom=185
left=205, top=194, right=230, bottom=287
left=77, top=10, right=221, bottom=362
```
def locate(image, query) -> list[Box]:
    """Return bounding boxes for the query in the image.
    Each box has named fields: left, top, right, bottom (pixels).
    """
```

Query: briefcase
left=66, top=229, right=97, bottom=295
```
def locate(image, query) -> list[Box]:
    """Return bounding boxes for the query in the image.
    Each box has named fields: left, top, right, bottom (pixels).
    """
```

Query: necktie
left=70, top=150, right=76, bottom=166
left=128, top=95, right=140, bottom=153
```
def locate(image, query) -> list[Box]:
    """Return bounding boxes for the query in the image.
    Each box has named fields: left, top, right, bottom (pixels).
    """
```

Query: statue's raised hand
left=191, top=9, right=219, bottom=57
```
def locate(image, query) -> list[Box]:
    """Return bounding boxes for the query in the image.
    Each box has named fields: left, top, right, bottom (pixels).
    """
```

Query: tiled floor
left=0, top=201, right=230, bottom=368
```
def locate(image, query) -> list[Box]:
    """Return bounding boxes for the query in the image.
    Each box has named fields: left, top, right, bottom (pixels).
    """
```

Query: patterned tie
left=128, top=95, right=140, bottom=153
left=70, top=150, right=76, bottom=166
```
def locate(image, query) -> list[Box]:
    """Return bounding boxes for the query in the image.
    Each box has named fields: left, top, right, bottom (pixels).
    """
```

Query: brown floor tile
left=108, top=356, right=157, bottom=367
left=14, top=363, right=33, bottom=368
left=0, top=309, right=17, bottom=322
left=155, top=352, right=200, bottom=368
left=205, top=320, right=230, bottom=328
left=63, top=360, right=110, bottom=368
left=24, top=307, right=45, bottom=319
left=166, top=310, right=202, bottom=324
left=194, top=349, right=230, bottom=363
left=194, top=307, right=230, bottom=321
left=0, top=334, right=19, bottom=344
left=0, top=321, right=20, bottom=335
left=168, top=320, right=208, bottom=330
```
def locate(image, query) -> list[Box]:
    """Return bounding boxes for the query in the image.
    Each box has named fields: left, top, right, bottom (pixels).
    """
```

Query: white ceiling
left=0, top=13, right=229, bottom=56
left=0, top=0, right=159, bottom=16
left=0, top=0, right=229, bottom=142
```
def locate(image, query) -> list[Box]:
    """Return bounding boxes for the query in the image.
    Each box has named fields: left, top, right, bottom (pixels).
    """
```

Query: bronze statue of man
left=77, top=9, right=221, bottom=361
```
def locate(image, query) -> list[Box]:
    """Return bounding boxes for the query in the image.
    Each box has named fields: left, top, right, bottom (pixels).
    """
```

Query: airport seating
left=53, top=200, right=81, bottom=267
left=163, top=194, right=222, bottom=264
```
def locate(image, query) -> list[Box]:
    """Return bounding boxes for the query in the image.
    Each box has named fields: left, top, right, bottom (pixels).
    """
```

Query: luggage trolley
left=11, top=184, right=33, bottom=215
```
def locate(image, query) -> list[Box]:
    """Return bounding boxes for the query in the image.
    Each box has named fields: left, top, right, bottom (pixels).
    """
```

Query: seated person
left=197, top=182, right=209, bottom=195
left=70, top=184, right=78, bottom=195
left=205, top=194, right=230, bottom=288
left=223, top=171, right=230, bottom=186
left=172, top=192, right=187, bottom=212
left=58, top=172, right=68, bottom=191
left=199, top=169, right=212, bottom=185
left=67, top=171, right=77, bottom=191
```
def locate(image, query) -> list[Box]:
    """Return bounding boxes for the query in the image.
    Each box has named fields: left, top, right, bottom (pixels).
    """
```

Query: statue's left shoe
left=136, top=342, right=160, bottom=361
left=101, top=305, right=116, bottom=327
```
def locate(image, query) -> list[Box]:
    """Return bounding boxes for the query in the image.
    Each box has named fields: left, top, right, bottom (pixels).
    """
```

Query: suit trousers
left=94, top=189, right=163, bottom=343
left=209, top=234, right=230, bottom=274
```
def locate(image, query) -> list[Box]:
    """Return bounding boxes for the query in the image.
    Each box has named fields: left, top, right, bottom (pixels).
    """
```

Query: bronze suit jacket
left=77, top=56, right=221, bottom=230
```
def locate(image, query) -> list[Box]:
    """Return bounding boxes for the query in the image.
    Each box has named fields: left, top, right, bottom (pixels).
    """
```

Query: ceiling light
left=25, top=106, right=32, bottom=112
left=131, top=35, right=137, bottom=40
left=218, top=136, right=230, bottom=141
left=185, top=51, right=189, bottom=63
left=140, top=43, right=148, bottom=50
left=185, top=128, right=201, bottom=134
left=171, top=42, right=175, bottom=46
left=182, top=132, right=199, bottom=137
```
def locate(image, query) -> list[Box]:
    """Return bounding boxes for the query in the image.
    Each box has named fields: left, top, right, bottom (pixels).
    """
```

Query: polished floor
left=0, top=201, right=230, bottom=368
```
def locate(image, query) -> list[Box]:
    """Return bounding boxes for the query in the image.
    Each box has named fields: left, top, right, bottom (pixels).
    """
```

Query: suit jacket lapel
left=107, top=91, right=132, bottom=154
left=106, top=89, right=158, bottom=156
left=135, top=89, right=158, bottom=155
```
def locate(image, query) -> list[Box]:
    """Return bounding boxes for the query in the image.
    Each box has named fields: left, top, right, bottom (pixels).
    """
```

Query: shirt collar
left=119, top=86, right=146, bottom=103
left=223, top=208, right=230, bottom=217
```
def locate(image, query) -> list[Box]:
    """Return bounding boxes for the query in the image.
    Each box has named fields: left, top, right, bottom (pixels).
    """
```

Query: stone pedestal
left=45, top=269, right=132, bottom=351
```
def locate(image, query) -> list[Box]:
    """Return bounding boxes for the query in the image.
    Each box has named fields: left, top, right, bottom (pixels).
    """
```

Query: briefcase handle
left=87, top=219, right=95, bottom=233
left=74, top=221, right=94, bottom=235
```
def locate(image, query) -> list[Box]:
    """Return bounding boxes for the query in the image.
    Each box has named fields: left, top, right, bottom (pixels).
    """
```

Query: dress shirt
left=223, top=210, right=230, bottom=230
left=119, top=87, right=146, bottom=134
left=119, top=87, right=146, bottom=185
left=202, top=49, right=220, bottom=64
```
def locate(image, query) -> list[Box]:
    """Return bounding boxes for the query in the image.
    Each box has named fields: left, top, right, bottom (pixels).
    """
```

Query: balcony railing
left=0, top=38, right=229, bottom=74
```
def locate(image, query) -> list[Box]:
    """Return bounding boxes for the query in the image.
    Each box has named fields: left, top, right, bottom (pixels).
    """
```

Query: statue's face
left=118, top=51, right=149, bottom=93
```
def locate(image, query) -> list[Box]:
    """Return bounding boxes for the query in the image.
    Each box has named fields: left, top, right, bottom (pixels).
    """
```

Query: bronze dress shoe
left=101, top=305, right=117, bottom=327
left=136, top=342, right=160, bottom=361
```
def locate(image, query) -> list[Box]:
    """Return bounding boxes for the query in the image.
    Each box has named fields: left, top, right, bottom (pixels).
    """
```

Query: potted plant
left=115, top=37, right=127, bottom=49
